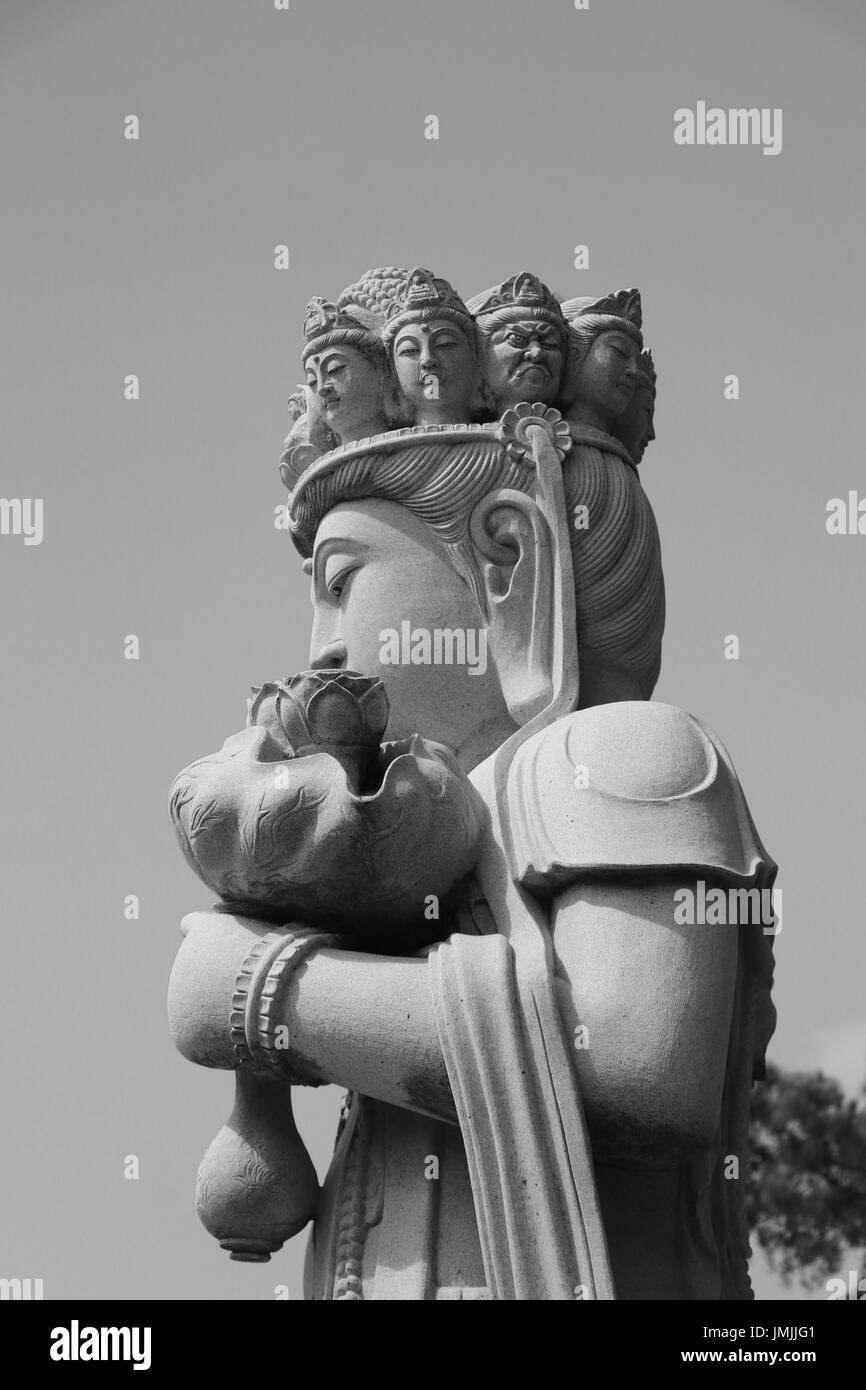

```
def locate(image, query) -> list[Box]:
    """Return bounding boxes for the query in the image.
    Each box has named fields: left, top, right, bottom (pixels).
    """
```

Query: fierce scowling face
left=480, top=317, right=564, bottom=410
left=309, top=499, right=515, bottom=768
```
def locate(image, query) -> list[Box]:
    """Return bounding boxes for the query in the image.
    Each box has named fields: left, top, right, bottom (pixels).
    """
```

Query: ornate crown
left=303, top=297, right=363, bottom=341
left=469, top=272, right=565, bottom=326
left=578, top=288, right=643, bottom=331
left=382, top=267, right=475, bottom=344
left=301, top=296, right=384, bottom=365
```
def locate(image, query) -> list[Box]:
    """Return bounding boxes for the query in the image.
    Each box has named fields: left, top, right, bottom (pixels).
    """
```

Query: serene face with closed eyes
left=566, top=329, right=639, bottom=428
left=304, top=345, right=388, bottom=443
left=391, top=318, right=476, bottom=424
left=307, top=499, right=514, bottom=765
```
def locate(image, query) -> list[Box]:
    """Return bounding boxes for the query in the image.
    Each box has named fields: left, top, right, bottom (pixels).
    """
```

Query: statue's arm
left=506, top=701, right=775, bottom=1165
left=550, top=877, right=739, bottom=1164
left=168, top=910, right=456, bottom=1122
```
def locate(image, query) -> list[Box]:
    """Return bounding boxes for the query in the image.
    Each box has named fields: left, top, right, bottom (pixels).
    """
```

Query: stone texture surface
left=168, top=264, right=776, bottom=1300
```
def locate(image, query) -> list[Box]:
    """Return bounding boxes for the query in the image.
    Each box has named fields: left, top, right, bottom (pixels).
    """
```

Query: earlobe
left=469, top=490, right=555, bottom=725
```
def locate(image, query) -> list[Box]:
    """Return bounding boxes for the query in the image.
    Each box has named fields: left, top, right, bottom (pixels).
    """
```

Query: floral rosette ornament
left=499, top=402, right=572, bottom=464
left=247, top=670, right=389, bottom=792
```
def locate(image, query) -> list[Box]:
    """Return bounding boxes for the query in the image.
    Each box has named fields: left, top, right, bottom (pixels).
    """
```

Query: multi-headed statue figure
left=168, top=263, right=776, bottom=1301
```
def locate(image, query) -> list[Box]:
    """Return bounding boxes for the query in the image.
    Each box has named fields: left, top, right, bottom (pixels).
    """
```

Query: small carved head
left=383, top=269, right=482, bottom=424
left=561, top=290, right=644, bottom=430
left=301, top=298, right=400, bottom=444
left=469, top=274, right=568, bottom=412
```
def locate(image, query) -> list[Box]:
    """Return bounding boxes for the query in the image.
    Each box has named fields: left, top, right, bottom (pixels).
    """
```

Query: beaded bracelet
left=229, top=925, right=341, bottom=1077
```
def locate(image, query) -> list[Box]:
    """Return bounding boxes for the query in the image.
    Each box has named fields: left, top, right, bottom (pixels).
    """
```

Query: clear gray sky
left=1, top=0, right=864, bottom=1301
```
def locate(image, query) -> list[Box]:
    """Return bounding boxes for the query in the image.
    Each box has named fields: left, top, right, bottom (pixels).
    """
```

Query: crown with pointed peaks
left=303, top=297, right=365, bottom=340
left=302, top=296, right=384, bottom=365
left=382, top=268, right=474, bottom=345
left=469, top=271, right=565, bottom=327
left=580, top=288, right=643, bottom=331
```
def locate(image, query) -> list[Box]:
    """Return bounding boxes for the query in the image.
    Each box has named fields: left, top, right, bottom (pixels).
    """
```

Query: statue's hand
left=169, top=676, right=486, bottom=954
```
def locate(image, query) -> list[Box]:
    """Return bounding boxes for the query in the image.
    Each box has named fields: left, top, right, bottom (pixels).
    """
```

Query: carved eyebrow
left=311, top=536, right=371, bottom=591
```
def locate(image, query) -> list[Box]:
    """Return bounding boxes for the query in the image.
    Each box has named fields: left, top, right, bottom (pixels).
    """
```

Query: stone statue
left=278, top=386, right=338, bottom=491
left=468, top=271, right=567, bottom=412
left=613, top=348, right=657, bottom=466
left=382, top=268, right=484, bottom=426
left=167, top=264, right=777, bottom=1300
left=301, top=297, right=398, bottom=446
left=560, top=288, right=643, bottom=432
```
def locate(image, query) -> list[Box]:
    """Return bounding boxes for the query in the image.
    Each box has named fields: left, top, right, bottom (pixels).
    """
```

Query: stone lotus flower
left=169, top=670, right=486, bottom=953
left=247, top=671, right=389, bottom=790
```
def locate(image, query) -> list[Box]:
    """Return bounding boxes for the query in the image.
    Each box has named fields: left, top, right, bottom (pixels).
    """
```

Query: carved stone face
left=615, top=382, right=656, bottom=463
left=392, top=318, right=476, bottom=423
left=567, top=329, right=639, bottom=428
left=480, top=317, right=564, bottom=410
left=309, top=499, right=514, bottom=766
left=304, top=344, right=386, bottom=444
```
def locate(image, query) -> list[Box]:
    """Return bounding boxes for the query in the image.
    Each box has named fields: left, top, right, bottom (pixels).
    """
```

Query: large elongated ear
left=469, top=490, right=556, bottom=725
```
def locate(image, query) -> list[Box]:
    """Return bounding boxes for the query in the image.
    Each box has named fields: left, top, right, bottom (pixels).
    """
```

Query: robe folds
left=306, top=702, right=776, bottom=1300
